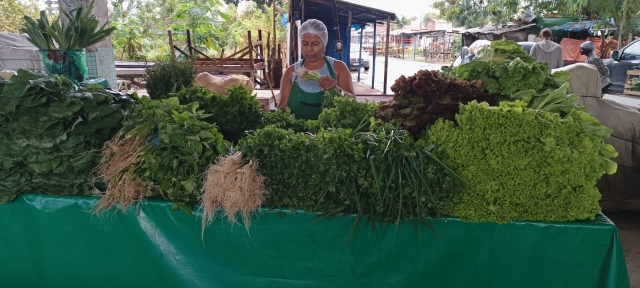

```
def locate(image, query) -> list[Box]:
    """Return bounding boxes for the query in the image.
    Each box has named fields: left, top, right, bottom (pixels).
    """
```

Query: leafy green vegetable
left=238, top=124, right=463, bottom=225
left=173, top=85, right=263, bottom=144
left=0, top=69, right=132, bottom=203
left=376, top=69, right=499, bottom=137
left=117, top=96, right=230, bottom=212
left=145, top=60, right=197, bottom=99
left=316, top=94, right=378, bottom=132
left=427, top=100, right=617, bottom=222
left=447, top=40, right=585, bottom=116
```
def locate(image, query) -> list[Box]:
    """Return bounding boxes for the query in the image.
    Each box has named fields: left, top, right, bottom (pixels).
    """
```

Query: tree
left=422, top=12, right=439, bottom=28
left=0, top=0, right=39, bottom=33
left=433, top=0, right=519, bottom=29
left=393, top=15, right=417, bottom=30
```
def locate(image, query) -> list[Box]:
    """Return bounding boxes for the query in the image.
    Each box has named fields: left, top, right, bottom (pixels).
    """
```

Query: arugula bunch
left=0, top=70, right=131, bottom=203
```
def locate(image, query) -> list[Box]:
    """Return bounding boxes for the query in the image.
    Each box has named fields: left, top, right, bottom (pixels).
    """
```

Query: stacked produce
left=0, top=39, right=620, bottom=231
left=428, top=101, right=617, bottom=222
left=446, top=40, right=582, bottom=115
left=95, top=96, right=230, bottom=213
left=0, top=70, right=132, bottom=203
left=376, top=69, right=498, bottom=137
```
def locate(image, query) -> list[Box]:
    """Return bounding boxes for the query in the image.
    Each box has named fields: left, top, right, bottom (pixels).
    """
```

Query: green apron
left=288, top=57, right=336, bottom=120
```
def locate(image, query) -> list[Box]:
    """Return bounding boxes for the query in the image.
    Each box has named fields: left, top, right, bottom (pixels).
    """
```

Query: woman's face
left=301, top=33, right=325, bottom=62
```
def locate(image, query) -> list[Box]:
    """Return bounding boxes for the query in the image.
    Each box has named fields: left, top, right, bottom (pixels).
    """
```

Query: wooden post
left=301, top=0, right=305, bottom=22
left=248, top=31, right=255, bottom=88
left=347, top=11, right=352, bottom=69
left=272, top=0, right=277, bottom=58
left=186, top=29, right=193, bottom=58
left=384, top=16, right=391, bottom=95
left=168, top=30, right=176, bottom=60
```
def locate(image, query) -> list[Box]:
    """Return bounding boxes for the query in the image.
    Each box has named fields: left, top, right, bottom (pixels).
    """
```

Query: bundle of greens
left=427, top=100, right=618, bottom=222
left=173, top=85, right=263, bottom=144
left=260, top=108, right=310, bottom=133
left=145, top=60, right=197, bottom=99
left=238, top=124, right=463, bottom=226
left=95, top=97, right=229, bottom=213
left=0, top=70, right=132, bottom=203
left=447, top=40, right=581, bottom=114
left=315, top=94, right=379, bottom=132
left=376, top=69, right=498, bottom=137
left=296, top=67, right=343, bottom=98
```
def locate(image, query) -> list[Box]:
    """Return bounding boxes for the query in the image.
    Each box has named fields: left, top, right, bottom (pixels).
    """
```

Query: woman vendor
left=278, top=19, right=356, bottom=120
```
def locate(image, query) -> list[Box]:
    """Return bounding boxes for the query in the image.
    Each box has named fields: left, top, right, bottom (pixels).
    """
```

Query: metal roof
left=460, top=23, right=536, bottom=35
left=292, top=0, right=398, bottom=25
left=550, top=20, right=617, bottom=33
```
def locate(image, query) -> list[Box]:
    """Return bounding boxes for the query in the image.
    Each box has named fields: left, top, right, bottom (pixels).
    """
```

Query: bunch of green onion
left=296, top=67, right=343, bottom=98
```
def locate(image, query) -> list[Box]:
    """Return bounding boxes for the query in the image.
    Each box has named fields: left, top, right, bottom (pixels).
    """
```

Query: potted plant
left=21, top=0, right=116, bottom=83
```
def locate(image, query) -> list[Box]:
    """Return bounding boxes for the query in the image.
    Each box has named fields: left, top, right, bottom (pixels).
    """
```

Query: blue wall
left=298, top=18, right=352, bottom=67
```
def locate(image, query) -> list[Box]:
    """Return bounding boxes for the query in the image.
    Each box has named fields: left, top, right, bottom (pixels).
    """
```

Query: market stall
left=0, top=12, right=631, bottom=285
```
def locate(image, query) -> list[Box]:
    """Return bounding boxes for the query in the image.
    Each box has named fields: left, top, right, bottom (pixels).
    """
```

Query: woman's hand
left=318, top=76, right=337, bottom=91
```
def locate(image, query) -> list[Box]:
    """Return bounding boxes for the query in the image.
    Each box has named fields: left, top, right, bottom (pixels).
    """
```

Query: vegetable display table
left=0, top=194, right=629, bottom=288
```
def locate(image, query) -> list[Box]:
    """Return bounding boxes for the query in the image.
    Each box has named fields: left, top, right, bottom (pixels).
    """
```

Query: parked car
left=349, top=44, right=370, bottom=72
left=604, top=38, right=640, bottom=94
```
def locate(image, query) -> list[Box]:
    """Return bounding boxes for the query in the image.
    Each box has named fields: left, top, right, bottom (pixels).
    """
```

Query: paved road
left=350, top=52, right=446, bottom=94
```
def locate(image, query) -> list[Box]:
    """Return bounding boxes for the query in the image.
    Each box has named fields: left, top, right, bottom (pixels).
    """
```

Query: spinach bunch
left=0, top=70, right=132, bottom=203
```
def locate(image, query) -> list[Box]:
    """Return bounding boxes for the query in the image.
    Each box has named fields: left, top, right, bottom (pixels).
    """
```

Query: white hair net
left=580, top=41, right=595, bottom=51
left=299, top=19, right=328, bottom=47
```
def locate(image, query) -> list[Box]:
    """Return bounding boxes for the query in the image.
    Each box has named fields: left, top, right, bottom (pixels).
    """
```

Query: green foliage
left=0, top=0, right=39, bottom=33
left=376, top=69, right=498, bottom=137
left=448, top=40, right=582, bottom=115
left=316, top=95, right=379, bottom=131
left=0, top=70, right=132, bottom=203
left=427, top=100, right=617, bottom=222
left=121, top=96, right=229, bottom=212
left=238, top=125, right=463, bottom=225
left=173, top=85, right=264, bottom=144
left=145, top=60, right=197, bottom=99
left=260, top=109, right=310, bottom=133
left=22, top=1, right=116, bottom=50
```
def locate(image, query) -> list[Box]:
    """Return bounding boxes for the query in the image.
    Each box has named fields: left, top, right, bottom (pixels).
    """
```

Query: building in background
left=236, top=0, right=254, bottom=16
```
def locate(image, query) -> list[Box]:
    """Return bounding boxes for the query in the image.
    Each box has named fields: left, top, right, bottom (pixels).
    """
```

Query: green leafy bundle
left=376, top=69, right=499, bottom=137
left=0, top=70, right=131, bottom=203
left=113, top=97, right=230, bottom=212
left=238, top=125, right=463, bottom=225
left=427, top=100, right=618, bottom=222
left=173, top=85, right=263, bottom=144
left=145, top=60, right=197, bottom=99
left=448, top=40, right=581, bottom=114
left=316, top=94, right=379, bottom=132
left=259, top=108, right=309, bottom=133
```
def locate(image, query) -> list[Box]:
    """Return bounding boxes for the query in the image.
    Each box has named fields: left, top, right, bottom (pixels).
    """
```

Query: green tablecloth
left=0, top=194, right=630, bottom=288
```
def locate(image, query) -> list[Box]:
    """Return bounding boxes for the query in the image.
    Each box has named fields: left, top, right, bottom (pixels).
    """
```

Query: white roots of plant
left=93, top=137, right=149, bottom=214
left=201, top=152, right=267, bottom=235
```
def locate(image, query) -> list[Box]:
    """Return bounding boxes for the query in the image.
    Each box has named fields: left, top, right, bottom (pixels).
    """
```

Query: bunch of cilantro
left=0, top=70, right=133, bottom=203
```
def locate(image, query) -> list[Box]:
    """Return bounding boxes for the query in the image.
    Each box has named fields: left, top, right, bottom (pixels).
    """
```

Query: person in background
left=278, top=19, right=355, bottom=120
left=580, top=41, right=612, bottom=93
left=529, top=28, right=564, bottom=70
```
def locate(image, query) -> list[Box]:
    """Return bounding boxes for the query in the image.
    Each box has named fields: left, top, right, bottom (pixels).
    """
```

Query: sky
left=344, top=0, right=440, bottom=20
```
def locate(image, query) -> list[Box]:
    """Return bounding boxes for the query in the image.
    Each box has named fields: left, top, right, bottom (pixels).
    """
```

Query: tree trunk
left=618, top=0, right=627, bottom=50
